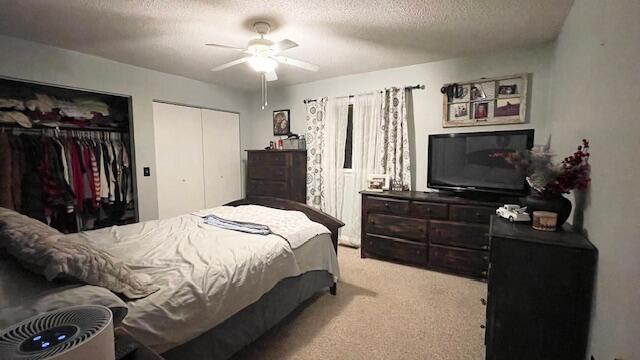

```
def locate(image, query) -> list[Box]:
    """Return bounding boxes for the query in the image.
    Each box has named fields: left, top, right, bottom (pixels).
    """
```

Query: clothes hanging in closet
left=0, top=130, right=133, bottom=232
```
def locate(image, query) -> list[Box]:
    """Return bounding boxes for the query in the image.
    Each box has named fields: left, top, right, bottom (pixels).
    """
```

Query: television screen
left=428, top=130, right=534, bottom=195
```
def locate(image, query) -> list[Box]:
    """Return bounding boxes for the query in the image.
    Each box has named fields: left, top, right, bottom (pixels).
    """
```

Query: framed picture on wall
left=273, top=109, right=290, bottom=135
left=442, top=73, right=528, bottom=127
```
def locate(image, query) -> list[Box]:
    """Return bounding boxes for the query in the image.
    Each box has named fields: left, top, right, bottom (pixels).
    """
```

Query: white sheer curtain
left=340, top=93, right=383, bottom=247
left=320, top=97, right=350, bottom=218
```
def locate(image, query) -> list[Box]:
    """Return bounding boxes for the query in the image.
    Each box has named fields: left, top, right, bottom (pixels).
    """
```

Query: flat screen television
left=427, top=129, right=534, bottom=196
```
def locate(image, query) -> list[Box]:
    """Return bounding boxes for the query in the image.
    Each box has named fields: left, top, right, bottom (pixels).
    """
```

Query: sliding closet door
left=201, top=109, right=241, bottom=207
left=153, top=102, right=205, bottom=218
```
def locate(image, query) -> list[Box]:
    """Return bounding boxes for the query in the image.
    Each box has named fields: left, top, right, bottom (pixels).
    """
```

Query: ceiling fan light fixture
left=248, top=56, right=278, bottom=73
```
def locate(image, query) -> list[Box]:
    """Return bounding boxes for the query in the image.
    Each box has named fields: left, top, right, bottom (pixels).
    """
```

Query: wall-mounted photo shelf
left=442, top=73, right=528, bottom=128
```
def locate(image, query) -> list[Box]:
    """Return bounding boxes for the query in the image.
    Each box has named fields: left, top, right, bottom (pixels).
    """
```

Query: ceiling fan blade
left=265, top=70, right=278, bottom=82
left=270, top=39, right=298, bottom=53
left=211, top=57, right=250, bottom=71
left=205, top=43, right=246, bottom=52
left=274, top=56, right=319, bottom=72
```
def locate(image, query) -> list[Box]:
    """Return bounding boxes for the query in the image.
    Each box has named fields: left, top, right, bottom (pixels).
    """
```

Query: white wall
left=548, top=0, right=640, bottom=358
left=244, top=44, right=555, bottom=192
left=0, top=35, right=251, bottom=221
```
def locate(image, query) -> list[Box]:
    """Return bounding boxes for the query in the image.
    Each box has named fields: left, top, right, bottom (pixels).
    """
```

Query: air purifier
left=0, top=305, right=114, bottom=360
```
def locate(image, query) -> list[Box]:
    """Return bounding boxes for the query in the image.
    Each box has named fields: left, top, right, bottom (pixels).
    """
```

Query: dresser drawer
left=247, top=152, right=288, bottom=166
left=364, top=234, right=427, bottom=266
left=366, top=196, right=409, bottom=215
left=449, top=204, right=496, bottom=224
left=409, top=201, right=448, bottom=220
left=429, top=244, right=489, bottom=278
left=248, top=166, right=288, bottom=180
left=367, top=213, right=428, bottom=242
left=429, top=220, right=490, bottom=250
left=247, top=179, right=288, bottom=197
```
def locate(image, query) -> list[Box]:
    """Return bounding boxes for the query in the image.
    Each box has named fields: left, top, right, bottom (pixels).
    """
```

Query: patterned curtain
left=305, top=97, right=327, bottom=209
left=377, top=87, right=411, bottom=190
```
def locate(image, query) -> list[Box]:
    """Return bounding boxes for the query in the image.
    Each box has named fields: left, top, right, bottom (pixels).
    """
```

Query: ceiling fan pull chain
left=265, top=74, right=268, bottom=107
left=261, top=73, right=266, bottom=110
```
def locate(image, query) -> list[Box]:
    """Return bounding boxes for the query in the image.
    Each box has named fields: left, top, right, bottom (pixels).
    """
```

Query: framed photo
left=366, top=174, right=390, bottom=192
left=497, top=84, right=518, bottom=96
left=495, top=98, right=520, bottom=117
left=273, top=109, right=290, bottom=135
left=470, top=84, right=486, bottom=100
left=450, top=103, right=468, bottom=120
left=474, top=102, right=489, bottom=119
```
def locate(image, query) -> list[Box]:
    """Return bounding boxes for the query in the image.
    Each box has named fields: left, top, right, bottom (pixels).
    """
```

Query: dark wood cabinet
left=361, top=191, right=511, bottom=280
left=485, top=217, right=597, bottom=360
left=246, top=150, right=306, bottom=203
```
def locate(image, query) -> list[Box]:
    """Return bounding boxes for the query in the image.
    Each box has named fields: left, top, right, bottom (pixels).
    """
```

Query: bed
left=0, top=196, right=344, bottom=359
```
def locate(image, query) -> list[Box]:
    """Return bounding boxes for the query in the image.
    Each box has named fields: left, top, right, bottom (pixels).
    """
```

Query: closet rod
left=303, top=84, right=425, bottom=104
left=0, top=123, right=128, bottom=133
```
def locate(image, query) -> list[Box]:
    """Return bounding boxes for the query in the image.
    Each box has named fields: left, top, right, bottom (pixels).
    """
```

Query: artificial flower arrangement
left=493, top=139, right=591, bottom=195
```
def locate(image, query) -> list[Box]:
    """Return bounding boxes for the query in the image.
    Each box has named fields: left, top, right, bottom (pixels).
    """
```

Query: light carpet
left=233, top=246, right=487, bottom=360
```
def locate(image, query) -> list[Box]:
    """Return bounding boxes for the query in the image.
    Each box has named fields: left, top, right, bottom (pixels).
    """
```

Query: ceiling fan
left=207, top=21, right=319, bottom=109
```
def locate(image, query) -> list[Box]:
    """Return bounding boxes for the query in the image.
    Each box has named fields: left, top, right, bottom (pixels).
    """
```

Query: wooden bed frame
left=226, top=196, right=344, bottom=295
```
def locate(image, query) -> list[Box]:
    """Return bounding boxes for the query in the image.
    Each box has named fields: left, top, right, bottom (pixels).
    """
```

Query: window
left=343, top=104, right=354, bottom=169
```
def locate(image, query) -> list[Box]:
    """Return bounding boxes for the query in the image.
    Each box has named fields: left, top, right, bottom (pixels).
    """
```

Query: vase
left=520, top=192, right=572, bottom=226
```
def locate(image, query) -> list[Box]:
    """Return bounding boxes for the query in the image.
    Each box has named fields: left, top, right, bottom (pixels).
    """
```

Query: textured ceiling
left=0, top=0, right=573, bottom=90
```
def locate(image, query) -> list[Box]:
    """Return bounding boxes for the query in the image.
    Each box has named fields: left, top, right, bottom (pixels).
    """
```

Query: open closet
left=152, top=101, right=241, bottom=219
left=0, top=77, right=136, bottom=232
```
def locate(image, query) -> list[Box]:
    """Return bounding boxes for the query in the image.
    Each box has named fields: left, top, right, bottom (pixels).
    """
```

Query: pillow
left=0, top=253, right=128, bottom=328
left=0, top=207, right=159, bottom=299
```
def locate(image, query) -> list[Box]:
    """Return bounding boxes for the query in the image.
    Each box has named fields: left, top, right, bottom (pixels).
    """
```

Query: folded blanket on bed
left=203, top=214, right=271, bottom=235
left=194, top=205, right=331, bottom=249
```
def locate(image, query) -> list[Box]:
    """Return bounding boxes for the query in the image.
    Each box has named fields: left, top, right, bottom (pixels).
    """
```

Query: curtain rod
left=303, top=84, right=425, bottom=104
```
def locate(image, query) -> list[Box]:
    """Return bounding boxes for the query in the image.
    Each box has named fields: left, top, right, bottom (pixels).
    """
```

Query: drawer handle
left=475, top=212, right=481, bottom=217
left=481, top=298, right=487, bottom=306
left=481, top=245, right=489, bottom=250
left=480, top=324, right=486, bottom=329
left=483, top=255, right=489, bottom=261
left=481, top=271, right=487, bottom=276
left=384, top=202, right=390, bottom=208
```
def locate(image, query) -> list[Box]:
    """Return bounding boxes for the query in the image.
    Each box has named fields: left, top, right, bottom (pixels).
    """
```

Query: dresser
left=246, top=150, right=307, bottom=203
left=485, top=217, right=596, bottom=360
left=361, top=190, right=515, bottom=280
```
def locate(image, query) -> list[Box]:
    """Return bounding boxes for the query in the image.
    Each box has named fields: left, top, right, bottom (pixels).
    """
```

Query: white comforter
left=71, top=206, right=339, bottom=353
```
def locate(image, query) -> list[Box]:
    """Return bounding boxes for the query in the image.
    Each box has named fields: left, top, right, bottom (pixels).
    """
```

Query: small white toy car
left=496, top=204, right=531, bottom=222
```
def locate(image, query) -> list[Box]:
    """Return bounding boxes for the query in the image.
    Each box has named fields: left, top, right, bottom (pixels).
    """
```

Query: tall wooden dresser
left=485, top=217, right=596, bottom=360
left=246, top=150, right=307, bottom=203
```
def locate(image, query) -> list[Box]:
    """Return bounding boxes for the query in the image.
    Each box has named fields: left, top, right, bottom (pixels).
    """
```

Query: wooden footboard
left=225, top=196, right=344, bottom=295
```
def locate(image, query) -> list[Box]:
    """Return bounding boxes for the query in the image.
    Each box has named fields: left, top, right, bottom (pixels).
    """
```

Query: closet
left=152, top=102, right=241, bottom=219
left=0, top=77, right=136, bottom=233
